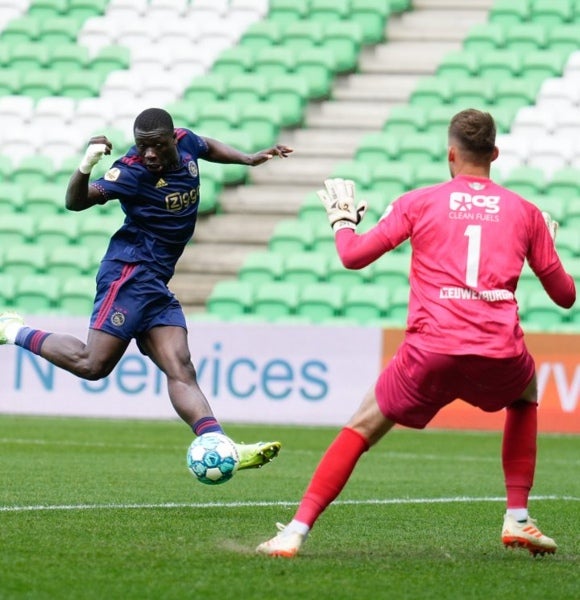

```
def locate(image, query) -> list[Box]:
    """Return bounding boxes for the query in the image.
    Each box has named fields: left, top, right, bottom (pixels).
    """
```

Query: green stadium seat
left=195, top=102, right=241, bottom=135
left=531, top=0, right=574, bottom=27
left=14, top=274, right=60, bottom=313
left=517, top=263, right=543, bottom=295
left=546, top=24, right=580, bottom=55
left=437, top=51, right=479, bottom=79
left=522, top=289, right=568, bottom=328
left=58, top=276, right=96, bottom=315
left=19, top=70, right=62, bottom=101
left=240, top=21, right=283, bottom=51
left=382, top=106, right=427, bottom=135
left=253, top=47, right=296, bottom=79
left=296, top=283, right=344, bottom=321
left=40, top=17, right=81, bottom=45
left=35, top=214, right=81, bottom=246
left=478, top=50, right=522, bottom=80
left=503, top=166, right=546, bottom=197
left=0, top=274, right=17, bottom=308
left=1, top=17, right=41, bottom=44
left=450, top=77, right=495, bottom=107
left=493, top=78, right=541, bottom=109
left=349, top=0, right=391, bottom=44
left=321, top=21, right=363, bottom=73
left=0, top=70, right=21, bottom=95
left=0, top=213, right=35, bottom=248
left=282, top=252, right=327, bottom=285
left=268, top=0, right=309, bottom=22
left=423, top=105, right=458, bottom=136
left=309, top=0, right=350, bottom=22
left=0, top=183, right=25, bottom=213
left=46, top=245, right=94, bottom=279
left=252, top=281, right=300, bottom=319
left=1, top=245, right=46, bottom=278
left=294, top=47, right=336, bottom=99
left=183, top=73, right=227, bottom=105
left=343, top=284, right=390, bottom=322
left=325, top=253, right=370, bottom=287
left=23, top=184, right=66, bottom=216
left=386, top=286, right=410, bottom=323
left=310, top=221, right=336, bottom=253
left=68, top=0, right=108, bottom=19
left=370, top=254, right=410, bottom=288
left=12, top=156, right=55, bottom=186
left=225, top=73, right=268, bottom=106
left=28, top=0, right=67, bottom=18
left=268, top=74, right=309, bottom=127
left=206, top=280, right=254, bottom=318
left=89, top=45, right=131, bottom=76
left=238, top=102, right=281, bottom=149
left=281, top=21, right=324, bottom=50
left=504, top=23, right=547, bottom=52
left=413, top=162, right=448, bottom=188
left=212, top=47, right=255, bottom=78
left=409, top=77, right=452, bottom=107
left=545, top=167, right=580, bottom=199
left=238, top=251, right=284, bottom=284
left=208, top=129, right=251, bottom=185
left=463, top=23, right=506, bottom=53
left=520, top=51, right=566, bottom=82
left=329, top=160, right=373, bottom=189
left=60, top=71, right=103, bottom=99
left=563, top=198, right=580, bottom=229
left=9, top=43, right=49, bottom=71
left=164, top=101, right=197, bottom=129
left=269, top=220, right=313, bottom=253
left=489, top=0, right=530, bottom=25
left=355, top=132, right=400, bottom=166
left=371, top=161, right=414, bottom=197
left=555, top=226, right=580, bottom=257
left=398, top=133, right=445, bottom=166
left=298, top=191, right=326, bottom=223
left=49, top=43, right=89, bottom=73
left=528, top=195, right=567, bottom=225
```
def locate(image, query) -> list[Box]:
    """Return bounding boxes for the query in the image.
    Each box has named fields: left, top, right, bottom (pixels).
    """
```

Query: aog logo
left=449, top=192, right=500, bottom=214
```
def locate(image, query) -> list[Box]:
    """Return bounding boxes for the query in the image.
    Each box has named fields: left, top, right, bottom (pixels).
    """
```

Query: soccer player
left=256, top=109, right=576, bottom=557
left=0, top=107, right=293, bottom=470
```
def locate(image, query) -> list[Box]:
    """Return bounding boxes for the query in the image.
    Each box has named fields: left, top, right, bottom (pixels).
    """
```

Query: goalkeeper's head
left=133, top=107, right=179, bottom=174
left=447, top=108, right=499, bottom=178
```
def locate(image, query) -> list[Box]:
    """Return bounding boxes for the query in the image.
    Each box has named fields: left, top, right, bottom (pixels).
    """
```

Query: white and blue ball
left=187, top=433, right=240, bottom=485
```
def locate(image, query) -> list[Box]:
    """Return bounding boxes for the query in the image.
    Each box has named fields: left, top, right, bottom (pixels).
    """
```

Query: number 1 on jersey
left=464, top=225, right=481, bottom=287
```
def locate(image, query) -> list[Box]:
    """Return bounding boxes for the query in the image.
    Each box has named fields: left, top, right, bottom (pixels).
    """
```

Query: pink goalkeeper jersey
left=336, top=174, right=576, bottom=358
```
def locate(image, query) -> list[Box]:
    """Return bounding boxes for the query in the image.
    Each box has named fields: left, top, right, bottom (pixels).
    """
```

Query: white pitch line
left=1, top=495, right=578, bottom=513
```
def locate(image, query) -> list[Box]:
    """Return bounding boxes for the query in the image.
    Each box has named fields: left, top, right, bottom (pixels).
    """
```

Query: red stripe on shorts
left=93, top=263, right=136, bottom=330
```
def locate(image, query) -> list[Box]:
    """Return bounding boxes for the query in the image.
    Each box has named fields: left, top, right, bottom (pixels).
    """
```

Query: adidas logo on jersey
left=155, top=178, right=168, bottom=188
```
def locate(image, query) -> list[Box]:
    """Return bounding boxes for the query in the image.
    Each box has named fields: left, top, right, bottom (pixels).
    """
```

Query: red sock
left=502, top=400, right=537, bottom=509
left=294, top=427, right=370, bottom=527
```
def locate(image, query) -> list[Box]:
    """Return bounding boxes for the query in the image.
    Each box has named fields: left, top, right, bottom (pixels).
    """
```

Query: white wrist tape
left=79, top=143, right=108, bottom=174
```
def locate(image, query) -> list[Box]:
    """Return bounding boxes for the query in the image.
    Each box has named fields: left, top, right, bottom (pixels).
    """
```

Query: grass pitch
left=0, top=415, right=578, bottom=600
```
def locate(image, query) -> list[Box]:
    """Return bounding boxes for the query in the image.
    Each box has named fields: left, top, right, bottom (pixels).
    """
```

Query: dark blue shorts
left=90, top=260, right=187, bottom=343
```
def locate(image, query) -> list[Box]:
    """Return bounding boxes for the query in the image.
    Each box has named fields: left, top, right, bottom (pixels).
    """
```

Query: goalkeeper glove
left=541, top=211, right=558, bottom=242
left=316, top=178, right=368, bottom=232
left=79, top=143, right=109, bottom=175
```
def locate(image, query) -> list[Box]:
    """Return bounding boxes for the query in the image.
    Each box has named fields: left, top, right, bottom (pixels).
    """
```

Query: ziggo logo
left=13, top=343, right=329, bottom=401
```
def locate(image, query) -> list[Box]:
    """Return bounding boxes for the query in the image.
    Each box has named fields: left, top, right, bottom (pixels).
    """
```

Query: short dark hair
left=133, top=108, right=174, bottom=133
left=448, top=109, right=496, bottom=163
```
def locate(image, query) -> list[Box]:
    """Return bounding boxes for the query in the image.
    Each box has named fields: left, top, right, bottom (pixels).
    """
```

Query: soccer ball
left=186, top=433, right=240, bottom=485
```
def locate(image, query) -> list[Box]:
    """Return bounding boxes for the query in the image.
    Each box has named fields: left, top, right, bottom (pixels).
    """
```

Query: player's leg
left=256, top=386, right=395, bottom=557
left=0, top=312, right=129, bottom=379
left=501, top=373, right=556, bottom=555
left=138, top=325, right=280, bottom=469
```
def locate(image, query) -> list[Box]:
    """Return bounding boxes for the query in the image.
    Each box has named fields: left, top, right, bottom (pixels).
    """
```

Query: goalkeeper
left=257, top=109, right=576, bottom=558
left=0, top=107, right=293, bottom=470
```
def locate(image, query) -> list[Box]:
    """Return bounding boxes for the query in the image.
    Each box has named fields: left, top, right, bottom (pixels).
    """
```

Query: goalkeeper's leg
left=256, top=388, right=395, bottom=557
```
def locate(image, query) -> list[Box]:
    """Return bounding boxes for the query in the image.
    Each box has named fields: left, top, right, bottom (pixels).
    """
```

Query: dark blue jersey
left=92, top=128, right=209, bottom=281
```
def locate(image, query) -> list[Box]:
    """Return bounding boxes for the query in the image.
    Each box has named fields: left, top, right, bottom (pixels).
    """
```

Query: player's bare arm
left=65, top=136, right=112, bottom=211
left=202, top=136, right=293, bottom=166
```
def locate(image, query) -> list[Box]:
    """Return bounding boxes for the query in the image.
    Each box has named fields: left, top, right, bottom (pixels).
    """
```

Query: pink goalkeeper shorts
left=375, top=341, right=536, bottom=429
